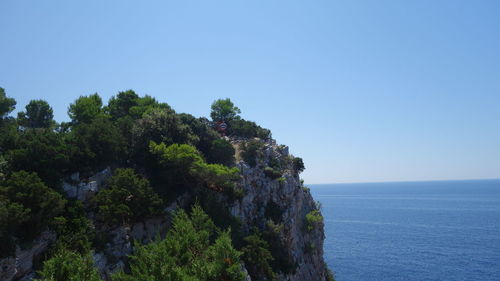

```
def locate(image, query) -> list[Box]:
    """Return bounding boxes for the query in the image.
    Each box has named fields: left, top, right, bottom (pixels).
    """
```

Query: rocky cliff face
left=229, top=138, right=328, bottom=281
left=0, top=137, right=329, bottom=281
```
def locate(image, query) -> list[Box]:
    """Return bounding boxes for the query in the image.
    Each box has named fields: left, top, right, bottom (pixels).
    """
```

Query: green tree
left=0, top=171, right=66, bottom=242
left=149, top=142, right=239, bottom=195
left=7, top=129, right=71, bottom=188
left=132, top=108, right=197, bottom=162
left=210, top=98, right=241, bottom=122
left=68, top=93, right=104, bottom=125
left=0, top=198, right=30, bottom=258
left=18, top=99, right=54, bottom=128
left=242, top=230, right=276, bottom=281
left=37, top=249, right=101, bottom=281
left=68, top=114, right=124, bottom=173
left=106, top=90, right=140, bottom=120
left=206, top=139, right=235, bottom=166
left=0, top=87, right=16, bottom=119
left=92, top=168, right=163, bottom=225
left=112, top=204, right=245, bottom=281
left=293, top=157, right=305, bottom=173
left=178, top=114, right=219, bottom=156
left=240, top=140, right=263, bottom=167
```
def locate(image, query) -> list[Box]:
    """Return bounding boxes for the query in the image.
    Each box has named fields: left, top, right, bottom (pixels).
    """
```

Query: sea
left=310, top=180, right=500, bottom=281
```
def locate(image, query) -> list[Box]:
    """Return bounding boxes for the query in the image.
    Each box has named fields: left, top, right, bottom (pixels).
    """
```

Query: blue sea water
left=310, top=180, right=500, bottom=281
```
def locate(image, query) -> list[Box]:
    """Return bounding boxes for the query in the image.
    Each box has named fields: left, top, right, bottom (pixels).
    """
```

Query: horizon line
left=307, top=177, right=500, bottom=185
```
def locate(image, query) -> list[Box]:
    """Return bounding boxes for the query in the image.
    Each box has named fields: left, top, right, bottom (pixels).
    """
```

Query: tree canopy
left=210, top=98, right=241, bottom=122
left=0, top=88, right=16, bottom=119
left=18, top=99, right=54, bottom=128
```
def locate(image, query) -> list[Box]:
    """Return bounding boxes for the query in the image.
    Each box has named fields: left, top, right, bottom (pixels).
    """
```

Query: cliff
left=0, top=136, right=330, bottom=281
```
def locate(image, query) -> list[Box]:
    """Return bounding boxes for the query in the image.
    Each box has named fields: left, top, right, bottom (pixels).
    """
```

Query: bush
left=228, top=118, right=270, bottom=139
left=112, top=204, right=245, bottom=281
left=150, top=142, right=240, bottom=195
left=92, top=168, right=163, bottom=225
left=305, top=210, right=323, bottom=232
left=37, top=248, right=101, bottom=281
left=263, top=167, right=282, bottom=180
left=240, top=140, right=263, bottom=167
left=293, top=157, right=305, bottom=173
left=242, top=230, right=276, bottom=281
left=0, top=171, right=66, bottom=243
left=206, top=139, right=235, bottom=166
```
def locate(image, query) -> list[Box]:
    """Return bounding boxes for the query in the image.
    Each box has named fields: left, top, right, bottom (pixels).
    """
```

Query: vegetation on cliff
left=0, top=88, right=328, bottom=281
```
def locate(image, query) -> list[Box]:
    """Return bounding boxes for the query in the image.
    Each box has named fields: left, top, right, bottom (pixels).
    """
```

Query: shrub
left=0, top=171, right=66, bottom=243
left=293, top=157, right=305, bottom=173
left=305, top=209, right=323, bottom=232
left=263, top=167, right=282, bottom=180
left=228, top=118, right=270, bottom=139
left=112, top=204, right=245, bottom=281
left=206, top=139, right=235, bottom=166
left=242, top=230, right=276, bottom=281
left=92, top=168, right=163, bottom=225
left=37, top=249, right=101, bottom=281
left=240, top=140, right=263, bottom=167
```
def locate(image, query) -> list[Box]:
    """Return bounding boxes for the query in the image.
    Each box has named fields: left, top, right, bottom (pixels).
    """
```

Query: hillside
left=0, top=89, right=334, bottom=281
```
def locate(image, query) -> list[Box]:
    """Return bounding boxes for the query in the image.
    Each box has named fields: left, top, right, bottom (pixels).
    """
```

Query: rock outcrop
left=229, top=138, right=327, bottom=281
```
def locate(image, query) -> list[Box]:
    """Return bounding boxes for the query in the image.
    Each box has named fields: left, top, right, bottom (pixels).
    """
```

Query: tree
left=242, top=230, right=276, bottom=281
left=7, top=129, right=71, bottom=188
left=18, top=99, right=54, bottom=128
left=68, top=114, right=125, bottom=173
left=112, top=204, right=245, bottom=281
left=293, top=157, right=305, bottom=173
left=92, top=168, right=163, bottom=225
left=149, top=142, right=240, bottom=195
left=0, top=171, right=66, bottom=242
left=37, top=249, right=101, bottom=281
left=68, top=93, right=104, bottom=125
left=106, top=90, right=140, bottom=120
left=0, top=87, right=16, bottom=119
left=206, top=139, right=235, bottom=166
left=210, top=98, right=241, bottom=122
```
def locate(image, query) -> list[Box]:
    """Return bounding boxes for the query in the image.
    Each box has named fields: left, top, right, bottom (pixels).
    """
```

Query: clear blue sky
left=1, top=0, right=499, bottom=184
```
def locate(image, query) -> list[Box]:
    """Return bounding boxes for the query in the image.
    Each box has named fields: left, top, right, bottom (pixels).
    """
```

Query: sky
left=1, top=0, right=499, bottom=184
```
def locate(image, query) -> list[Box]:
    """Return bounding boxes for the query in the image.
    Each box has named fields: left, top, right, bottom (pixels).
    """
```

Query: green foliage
left=0, top=171, right=66, bottom=257
left=133, top=108, right=196, bottom=149
left=7, top=129, right=71, bottom=188
left=18, top=99, right=54, bottom=128
left=210, top=98, right=241, bottom=122
left=37, top=248, right=101, bottom=281
left=242, top=230, right=276, bottom=281
left=106, top=90, right=140, bottom=120
left=93, top=168, right=163, bottom=225
left=149, top=142, right=240, bottom=196
left=293, top=157, right=305, bottom=173
left=68, top=93, right=104, bottom=125
left=0, top=199, right=29, bottom=258
left=206, top=139, right=235, bottom=166
left=0, top=87, right=16, bottom=118
left=305, top=209, right=323, bottom=232
left=51, top=200, right=95, bottom=254
left=263, top=167, right=282, bottom=180
left=113, top=204, right=245, bottom=281
left=262, top=220, right=298, bottom=275
left=178, top=114, right=219, bottom=156
left=68, top=114, right=125, bottom=173
left=227, top=118, right=270, bottom=139
left=240, top=140, right=263, bottom=167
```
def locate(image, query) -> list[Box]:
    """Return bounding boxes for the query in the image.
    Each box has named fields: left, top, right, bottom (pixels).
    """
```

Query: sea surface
left=310, top=180, right=500, bottom=281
